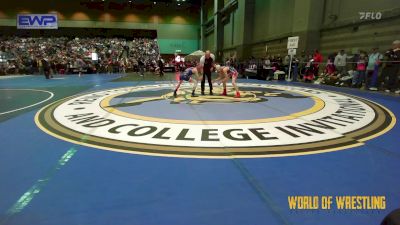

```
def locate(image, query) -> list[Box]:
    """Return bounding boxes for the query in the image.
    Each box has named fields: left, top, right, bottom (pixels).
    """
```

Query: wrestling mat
left=0, top=73, right=399, bottom=225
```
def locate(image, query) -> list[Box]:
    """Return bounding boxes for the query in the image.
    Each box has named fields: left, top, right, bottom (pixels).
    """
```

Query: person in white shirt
left=366, top=47, right=383, bottom=91
left=334, top=50, right=348, bottom=76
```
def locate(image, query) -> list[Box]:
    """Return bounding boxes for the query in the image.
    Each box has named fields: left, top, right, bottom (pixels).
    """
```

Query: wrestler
left=213, top=64, right=241, bottom=98
left=174, top=64, right=203, bottom=97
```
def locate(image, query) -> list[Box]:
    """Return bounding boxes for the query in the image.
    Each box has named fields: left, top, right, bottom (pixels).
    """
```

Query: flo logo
left=35, top=83, right=395, bottom=158
left=359, top=12, right=382, bottom=20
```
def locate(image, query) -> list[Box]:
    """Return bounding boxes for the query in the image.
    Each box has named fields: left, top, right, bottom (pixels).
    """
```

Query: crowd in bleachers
left=236, top=40, right=400, bottom=94
left=0, top=36, right=160, bottom=76
left=0, top=35, right=399, bottom=94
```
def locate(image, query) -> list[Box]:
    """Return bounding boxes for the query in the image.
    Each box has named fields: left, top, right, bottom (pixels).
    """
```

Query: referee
left=201, top=50, right=215, bottom=95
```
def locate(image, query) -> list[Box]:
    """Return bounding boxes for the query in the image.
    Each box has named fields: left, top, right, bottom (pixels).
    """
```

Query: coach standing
left=42, top=57, right=51, bottom=79
left=383, top=40, right=400, bottom=93
left=200, top=50, right=215, bottom=95
left=158, top=56, right=164, bottom=77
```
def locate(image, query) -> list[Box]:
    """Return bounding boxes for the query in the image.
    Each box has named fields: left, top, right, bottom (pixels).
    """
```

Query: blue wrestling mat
left=0, top=73, right=399, bottom=225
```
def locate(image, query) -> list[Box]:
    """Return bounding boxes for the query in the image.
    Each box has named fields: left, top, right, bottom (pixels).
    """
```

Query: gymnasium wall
left=203, top=0, right=245, bottom=60
left=205, top=0, right=214, bottom=21
left=205, top=0, right=400, bottom=60
left=320, top=17, right=400, bottom=56
left=247, top=0, right=295, bottom=59
left=0, top=1, right=200, bottom=54
left=205, top=32, right=215, bottom=52
left=252, top=0, right=294, bottom=43
left=222, top=0, right=245, bottom=50
left=322, top=0, right=399, bottom=24
left=320, top=0, right=400, bottom=56
left=251, top=0, right=400, bottom=57
left=218, top=0, right=297, bottom=59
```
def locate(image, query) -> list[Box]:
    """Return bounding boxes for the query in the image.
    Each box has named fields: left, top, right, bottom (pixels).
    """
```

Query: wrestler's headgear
left=215, top=64, right=221, bottom=72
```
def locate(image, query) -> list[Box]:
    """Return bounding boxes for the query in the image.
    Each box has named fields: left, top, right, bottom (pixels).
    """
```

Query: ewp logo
left=17, top=14, right=58, bottom=29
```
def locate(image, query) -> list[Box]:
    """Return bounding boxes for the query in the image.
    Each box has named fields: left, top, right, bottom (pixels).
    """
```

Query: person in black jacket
left=138, top=58, right=144, bottom=77
left=383, top=40, right=400, bottom=93
left=42, top=58, right=51, bottom=79
left=157, top=57, right=164, bottom=77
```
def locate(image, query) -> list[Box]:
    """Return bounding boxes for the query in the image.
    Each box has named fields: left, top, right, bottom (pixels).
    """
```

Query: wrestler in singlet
left=179, top=67, right=194, bottom=81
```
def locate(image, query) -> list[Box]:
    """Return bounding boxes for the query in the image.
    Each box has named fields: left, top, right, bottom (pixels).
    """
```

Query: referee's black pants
left=201, top=71, right=213, bottom=93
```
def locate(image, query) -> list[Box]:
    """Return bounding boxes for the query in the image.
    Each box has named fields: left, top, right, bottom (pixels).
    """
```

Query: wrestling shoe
left=369, top=87, right=378, bottom=91
left=221, top=89, right=227, bottom=96
left=173, top=91, right=177, bottom=97
left=210, top=90, right=213, bottom=95
left=234, top=92, right=241, bottom=98
left=201, top=91, right=205, bottom=95
left=191, top=91, right=198, bottom=97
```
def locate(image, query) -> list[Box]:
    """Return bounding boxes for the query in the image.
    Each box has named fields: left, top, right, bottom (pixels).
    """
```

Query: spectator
left=296, top=52, right=306, bottom=78
left=157, top=57, right=164, bottom=77
left=366, top=47, right=383, bottom=91
left=313, top=49, right=323, bottom=78
left=383, top=40, right=400, bottom=93
left=41, top=58, right=51, bottom=79
left=334, top=50, right=348, bottom=76
left=303, top=58, right=315, bottom=82
left=138, top=58, right=145, bottom=76
left=283, top=55, right=290, bottom=74
left=0, top=36, right=160, bottom=75
left=263, top=57, right=273, bottom=80
left=352, top=52, right=367, bottom=88
left=38, top=58, right=44, bottom=75
left=317, top=58, right=337, bottom=85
